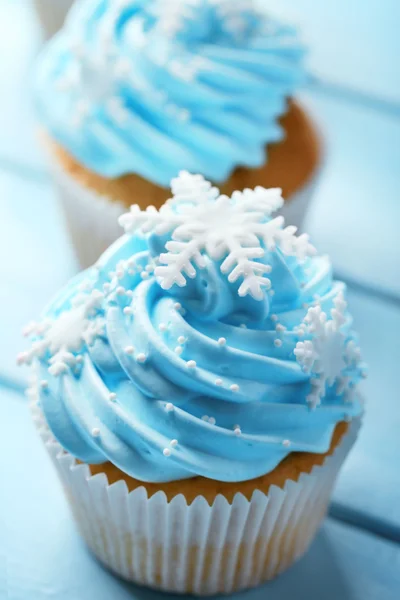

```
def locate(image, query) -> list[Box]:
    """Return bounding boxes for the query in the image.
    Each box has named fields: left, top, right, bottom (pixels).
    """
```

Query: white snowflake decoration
left=119, top=171, right=316, bottom=300
left=18, top=290, right=105, bottom=376
left=294, top=292, right=363, bottom=408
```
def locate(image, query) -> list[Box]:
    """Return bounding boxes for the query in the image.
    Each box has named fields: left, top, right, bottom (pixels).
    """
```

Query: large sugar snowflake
left=18, top=289, right=105, bottom=376
left=294, top=292, right=364, bottom=408
left=119, top=171, right=316, bottom=300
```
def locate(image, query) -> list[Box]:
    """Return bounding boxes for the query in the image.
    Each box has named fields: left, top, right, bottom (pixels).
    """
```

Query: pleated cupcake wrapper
left=51, top=161, right=319, bottom=270
left=30, top=401, right=360, bottom=596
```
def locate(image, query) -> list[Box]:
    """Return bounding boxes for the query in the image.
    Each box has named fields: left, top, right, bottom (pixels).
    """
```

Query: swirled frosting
left=22, top=174, right=364, bottom=483
left=34, top=0, right=306, bottom=185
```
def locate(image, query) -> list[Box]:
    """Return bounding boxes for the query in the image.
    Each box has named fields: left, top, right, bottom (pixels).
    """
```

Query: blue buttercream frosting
left=34, top=0, right=306, bottom=185
left=23, top=174, right=365, bottom=483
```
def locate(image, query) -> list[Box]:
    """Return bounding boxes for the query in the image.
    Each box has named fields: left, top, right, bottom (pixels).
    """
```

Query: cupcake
left=22, top=173, right=364, bottom=596
left=34, top=0, right=321, bottom=267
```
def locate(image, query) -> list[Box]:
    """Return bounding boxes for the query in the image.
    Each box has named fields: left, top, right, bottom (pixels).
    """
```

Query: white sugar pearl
left=109, top=392, right=117, bottom=401
left=234, top=427, right=241, bottom=436
left=174, top=302, right=182, bottom=311
left=202, top=415, right=209, bottom=422
left=217, top=337, right=226, bottom=346
left=92, top=427, right=100, bottom=437
left=175, top=346, right=183, bottom=355
left=230, top=384, right=239, bottom=392
left=170, top=439, right=178, bottom=447
left=208, top=417, right=216, bottom=425
left=282, top=439, right=291, bottom=447
left=136, top=353, right=147, bottom=363
left=274, top=339, right=283, bottom=348
left=40, top=380, right=49, bottom=389
left=124, top=345, right=135, bottom=355
left=215, top=378, right=223, bottom=386
left=159, top=323, right=168, bottom=332
left=270, top=314, right=278, bottom=322
left=165, top=403, right=174, bottom=412
left=186, top=360, right=196, bottom=369
left=123, top=307, right=133, bottom=315
left=163, top=448, right=171, bottom=457
left=177, top=336, right=185, bottom=344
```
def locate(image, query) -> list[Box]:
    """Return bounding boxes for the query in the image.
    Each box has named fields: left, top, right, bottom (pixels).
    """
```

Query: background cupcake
left=35, top=0, right=321, bottom=267
left=23, top=173, right=364, bottom=596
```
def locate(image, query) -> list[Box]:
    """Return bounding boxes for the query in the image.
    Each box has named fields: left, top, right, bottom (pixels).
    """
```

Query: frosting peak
left=35, top=0, right=306, bottom=184
left=21, top=174, right=365, bottom=483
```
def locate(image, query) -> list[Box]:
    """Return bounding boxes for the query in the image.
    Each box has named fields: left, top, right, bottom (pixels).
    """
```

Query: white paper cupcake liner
left=31, top=401, right=360, bottom=596
left=51, top=161, right=320, bottom=269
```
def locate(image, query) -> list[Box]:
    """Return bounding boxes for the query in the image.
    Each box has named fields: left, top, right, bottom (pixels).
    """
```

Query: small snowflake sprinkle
left=294, top=292, right=364, bottom=409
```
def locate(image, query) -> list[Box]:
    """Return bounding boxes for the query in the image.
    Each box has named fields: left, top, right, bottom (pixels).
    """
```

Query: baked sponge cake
left=22, top=173, right=364, bottom=595
left=35, top=0, right=321, bottom=266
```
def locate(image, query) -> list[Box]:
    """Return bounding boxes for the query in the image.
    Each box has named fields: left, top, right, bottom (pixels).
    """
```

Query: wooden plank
left=332, top=288, right=400, bottom=533
left=0, top=171, right=77, bottom=382
left=0, top=1, right=45, bottom=172
left=301, top=90, right=400, bottom=298
left=263, top=0, right=400, bottom=104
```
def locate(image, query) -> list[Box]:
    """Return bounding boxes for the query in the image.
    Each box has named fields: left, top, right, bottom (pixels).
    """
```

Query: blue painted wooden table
left=1, top=1, right=399, bottom=598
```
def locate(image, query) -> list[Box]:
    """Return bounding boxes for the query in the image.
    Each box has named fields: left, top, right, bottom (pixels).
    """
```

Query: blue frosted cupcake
left=35, top=0, right=320, bottom=266
left=24, top=173, right=363, bottom=595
